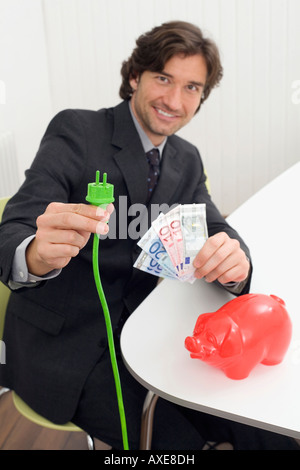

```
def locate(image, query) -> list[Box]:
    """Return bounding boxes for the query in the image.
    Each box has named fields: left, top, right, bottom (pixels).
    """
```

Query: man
left=0, top=21, right=297, bottom=450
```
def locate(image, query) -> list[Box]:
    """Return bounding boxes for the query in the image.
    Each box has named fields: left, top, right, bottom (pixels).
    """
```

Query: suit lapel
left=112, top=102, right=149, bottom=206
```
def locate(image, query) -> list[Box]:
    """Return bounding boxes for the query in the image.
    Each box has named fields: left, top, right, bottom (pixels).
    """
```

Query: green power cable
left=87, top=171, right=129, bottom=450
left=92, top=234, right=129, bottom=450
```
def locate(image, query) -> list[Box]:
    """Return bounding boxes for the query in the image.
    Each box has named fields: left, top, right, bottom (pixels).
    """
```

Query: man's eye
left=187, top=85, right=198, bottom=92
left=157, top=76, right=169, bottom=83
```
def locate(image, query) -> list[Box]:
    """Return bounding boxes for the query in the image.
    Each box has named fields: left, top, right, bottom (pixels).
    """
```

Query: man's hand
left=26, top=202, right=114, bottom=276
left=193, top=232, right=250, bottom=285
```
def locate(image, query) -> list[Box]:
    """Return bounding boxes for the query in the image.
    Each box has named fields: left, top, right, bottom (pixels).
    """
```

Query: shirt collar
left=128, top=100, right=167, bottom=158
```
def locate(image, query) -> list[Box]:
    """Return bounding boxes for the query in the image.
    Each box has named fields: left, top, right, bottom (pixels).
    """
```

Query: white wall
left=1, top=0, right=299, bottom=214
left=0, top=0, right=53, bottom=186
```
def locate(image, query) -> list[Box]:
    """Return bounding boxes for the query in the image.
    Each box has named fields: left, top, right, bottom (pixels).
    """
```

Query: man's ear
left=219, top=322, right=243, bottom=358
left=129, top=73, right=139, bottom=92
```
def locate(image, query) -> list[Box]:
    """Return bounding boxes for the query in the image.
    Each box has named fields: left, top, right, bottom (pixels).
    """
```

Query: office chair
left=0, top=196, right=94, bottom=449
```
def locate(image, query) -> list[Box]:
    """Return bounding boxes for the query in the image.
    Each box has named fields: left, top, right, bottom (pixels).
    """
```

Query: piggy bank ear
left=220, top=323, right=243, bottom=358
left=193, top=313, right=213, bottom=335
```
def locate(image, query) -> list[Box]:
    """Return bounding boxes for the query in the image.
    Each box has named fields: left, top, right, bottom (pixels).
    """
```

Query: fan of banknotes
left=133, top=204, right=208, bottom=284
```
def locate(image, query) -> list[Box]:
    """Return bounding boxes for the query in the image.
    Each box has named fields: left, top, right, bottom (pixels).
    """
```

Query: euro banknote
left=133, top=203, right=208, bottom=282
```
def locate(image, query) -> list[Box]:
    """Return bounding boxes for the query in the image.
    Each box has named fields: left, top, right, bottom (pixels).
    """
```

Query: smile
left=157, top=108, right=174, bottom=117
left=155, top=107, right=178, bottom=119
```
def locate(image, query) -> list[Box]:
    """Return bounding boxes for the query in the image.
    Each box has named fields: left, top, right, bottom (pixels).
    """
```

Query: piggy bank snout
left=185, top=335, right=214, bottom=359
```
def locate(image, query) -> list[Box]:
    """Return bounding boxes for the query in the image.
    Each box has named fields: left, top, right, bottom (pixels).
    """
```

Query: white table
left=121, top=163, right=300, bottom=445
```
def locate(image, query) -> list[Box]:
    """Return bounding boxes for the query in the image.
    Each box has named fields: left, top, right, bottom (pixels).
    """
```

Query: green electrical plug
left=86, top=170, right=115, bottom=208
left=86, top=171, right=129, bottom=450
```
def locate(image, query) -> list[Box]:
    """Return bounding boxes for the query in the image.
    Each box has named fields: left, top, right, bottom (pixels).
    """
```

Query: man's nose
left=163, top=86, right=182, bottom=112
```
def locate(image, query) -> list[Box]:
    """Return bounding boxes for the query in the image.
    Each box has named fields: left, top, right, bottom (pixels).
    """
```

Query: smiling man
left=1, top=21, right=298, bottom=450
left=129, top=53, right=207, bottom=145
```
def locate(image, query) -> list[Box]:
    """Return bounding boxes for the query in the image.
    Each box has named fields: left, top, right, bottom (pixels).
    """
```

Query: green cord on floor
left=92, top=233, right=129, bottom=450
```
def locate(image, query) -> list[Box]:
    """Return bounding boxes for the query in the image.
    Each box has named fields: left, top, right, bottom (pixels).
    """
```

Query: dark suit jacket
left=0, top=100, right=252, bottom=423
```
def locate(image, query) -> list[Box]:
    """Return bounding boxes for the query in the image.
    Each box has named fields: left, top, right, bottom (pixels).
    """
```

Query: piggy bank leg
left=261, top=357, right=283, bottom=366
left=261, top=336, right=291, bottom=366
left=222, top=364, right=254, bottom=380
left=222, top=353, right=263, bottom=380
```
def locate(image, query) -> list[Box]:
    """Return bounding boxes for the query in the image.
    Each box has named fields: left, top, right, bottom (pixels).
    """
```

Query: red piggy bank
left=185, top=294, right=292, bottom=379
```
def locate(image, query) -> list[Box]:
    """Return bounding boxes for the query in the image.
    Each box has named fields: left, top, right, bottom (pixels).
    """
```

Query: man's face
left=129, top=54, right=207, bottom=146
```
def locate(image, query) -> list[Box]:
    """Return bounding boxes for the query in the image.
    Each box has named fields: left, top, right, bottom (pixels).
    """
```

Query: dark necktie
left=146, top=148, right=160, bottom=202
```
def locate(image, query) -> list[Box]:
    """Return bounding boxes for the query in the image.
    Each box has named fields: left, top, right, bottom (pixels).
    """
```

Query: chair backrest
left=204, top=170, right=211, bottom=195
left=0, top=197, right=11, bottom=340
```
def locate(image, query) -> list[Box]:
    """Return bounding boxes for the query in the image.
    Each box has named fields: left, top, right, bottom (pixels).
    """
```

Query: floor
left=1, top=388, right=299, bottom=450
left=0, top=388, right=110, bottom=450
left=0, top=387, right=234, bottom=451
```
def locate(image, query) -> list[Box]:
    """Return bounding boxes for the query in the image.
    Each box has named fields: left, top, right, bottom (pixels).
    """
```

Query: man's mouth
left=157, top=108, right=174, bottom=118
left=154, top=107, right=180, bottom=120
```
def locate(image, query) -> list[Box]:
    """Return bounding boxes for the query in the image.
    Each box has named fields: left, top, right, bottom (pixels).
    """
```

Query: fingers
left=33, top=225, right=91, bottom=271
left=43, top=202, right=113, bottom=235
left=26, top=203, right=115, bottom=276
left=193, top=232, right=250, bottom=284
left=104, top=202, right=115, bottom=216
left=46, top=202, right=110, bottom=219
left=36, top=228, right=88, bottom=250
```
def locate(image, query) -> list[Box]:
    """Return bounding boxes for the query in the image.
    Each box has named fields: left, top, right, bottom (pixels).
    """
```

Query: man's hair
left=119, top=21, right=223, bottom=108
